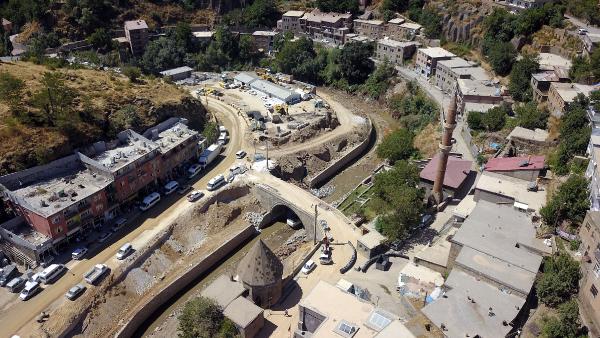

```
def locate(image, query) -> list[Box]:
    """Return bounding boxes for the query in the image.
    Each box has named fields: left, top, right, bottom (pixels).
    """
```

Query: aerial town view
left=1, top=0, right=600, bottom=337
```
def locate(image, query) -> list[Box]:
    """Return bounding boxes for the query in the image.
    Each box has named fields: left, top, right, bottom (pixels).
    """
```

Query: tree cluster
left=541, top=300, right=586, bottom=338
left=376, top=128, right=417, bottom=164
left=387, top=81, right=438, bottom=131
left=514, top=101, right=549, bottom=130
left=467, top=105, right=510, bottom=132
left=222, top=0, right=281, bottom=29
left=508, top=54, right=540, bottom=102
left=566, top=0, right=600, bottom=26
left=315, top=0, right=359, bottom=15
left=569, top=48, right=600, bottom=84
left=178, top=297, right=239, bottom=338
left=540, top=174, right=590, bottom=229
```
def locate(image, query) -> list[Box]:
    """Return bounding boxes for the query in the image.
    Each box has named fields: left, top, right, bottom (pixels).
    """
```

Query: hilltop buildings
left=124, top=20, right=149, bottom=57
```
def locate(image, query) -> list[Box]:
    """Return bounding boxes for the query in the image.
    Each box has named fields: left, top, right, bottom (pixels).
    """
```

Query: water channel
left=135, top=221, right=295, bottom=337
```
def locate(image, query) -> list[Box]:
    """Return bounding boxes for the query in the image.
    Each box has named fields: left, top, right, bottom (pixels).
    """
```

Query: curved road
left=3, top=97, right=245, bottom=337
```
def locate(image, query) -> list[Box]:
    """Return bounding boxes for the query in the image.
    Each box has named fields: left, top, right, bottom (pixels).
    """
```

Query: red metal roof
left=420, top=154, right=473, bottom=190
left=484, top=156, right=545, bottom=172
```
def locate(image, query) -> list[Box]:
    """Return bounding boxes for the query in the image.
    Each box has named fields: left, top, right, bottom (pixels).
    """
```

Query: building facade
left=124, top=20, right=149, bottom=57
left=530, top=69, right=570, bottom=104
left=375, top=39, right=418, bottom=64
left=456, top=78, right=504, bottom=114
left=353, top=19, right=384, bottom=40
left=415, top=47, right=455, bottom=77
left=277, top=11, right=305, bottom=33
left=252, top=31, right=280, bottom=53
left=587, top=130, right=600, bottom=211
left=578, top=212, right=600, bottom=337
left=298, top=10, right=353, bottom=45
left=547, top=82, right=597, bottom=117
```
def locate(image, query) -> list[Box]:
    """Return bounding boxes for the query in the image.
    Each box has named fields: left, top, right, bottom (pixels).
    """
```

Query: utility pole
left=265, top=139, right=269, bottom=169
left=313, top=204, right=318, bottom=245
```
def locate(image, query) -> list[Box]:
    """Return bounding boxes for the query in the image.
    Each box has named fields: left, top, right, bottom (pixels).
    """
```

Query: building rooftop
left=458, top=78, right=501, bottom=97
left=358, top=230, right=385, bottom=250
left=124, top=20, right=148, bottom=31
left=463, top=102, right=500, bottom=113
left=143, top=118, right=198, bottom=155
left=536, top=52, right=572, bottom=71
left=377, top=38, right=417, bottom=48
left=591, top=128, right=600, bottom=146
left=252, top=31, right=279, bottom=36
left=532, top=70, right=559, bottom=82
left=159, top=66, right=193, bottom=77
left=484, top=155, right=545, bottom=172
left=303, top=9, right=352, bottom=24
left=418, top=47, right=454, bottom=58
left=422, top=269, right=526, bottom=338
left=415, top=228, right=457, bottom=268
left=551, top=82, right=598, bottom=104
left=85, top=130, right=159, bottom=174
left=452, top=194, right=476, bottom=219
left=375, top=320, right=416, bottom=338
left=400, top=22, right=423, bottom=30
left=237, top=239, right=283, bottom=286
left=283, top=10, right=305, bottom=17
left=387, top=18, right=405, bottom=25
left=0, top=155, right=112, bottom=218
left=250, top=79, right=298, bottom=101
left=192, top=31, right=214, bottom=38
left=420, top=154, right=473, bottom=189
left=475, top=171, right=547, bottom=212
left=299, top=280, right=401, bottom=338
left=354, top=19, right=384, bottom=26
left=452, top=66, right=490, bottom=81
left=234, top=72, right=260, bottom=85
left=507, top=126, right=549, bottom=143
left=223, top=296, right=263, bottom=328
left=451, top=201, right=548, bottom=273
left=200, top=274, right=246, bottom=309
left=437, top=57, right=473, bottom=69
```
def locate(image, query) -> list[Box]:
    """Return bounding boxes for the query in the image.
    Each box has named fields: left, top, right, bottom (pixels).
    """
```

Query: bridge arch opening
left=259, top=204, right=305, bottom=230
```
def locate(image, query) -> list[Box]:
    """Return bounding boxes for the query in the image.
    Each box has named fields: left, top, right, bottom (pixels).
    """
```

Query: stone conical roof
left=237, top=239, right=283, bottom=286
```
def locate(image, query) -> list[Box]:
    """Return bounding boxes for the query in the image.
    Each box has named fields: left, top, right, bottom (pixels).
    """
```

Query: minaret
left=432, top=96, right=458, bottom=207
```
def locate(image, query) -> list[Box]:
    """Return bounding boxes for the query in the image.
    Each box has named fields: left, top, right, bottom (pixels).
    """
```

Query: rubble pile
left=244, top=212, right=265, bottom=228
left=310, top=185, right=335, bottom=198
left=274, top=229, right=308, bottom=260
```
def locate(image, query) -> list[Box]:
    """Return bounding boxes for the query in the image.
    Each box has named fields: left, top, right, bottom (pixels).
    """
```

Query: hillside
left=0, top=61, right=208, bottom=175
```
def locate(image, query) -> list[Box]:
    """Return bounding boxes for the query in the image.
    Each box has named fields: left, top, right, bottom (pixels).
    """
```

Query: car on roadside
left=111, top=217, right=127, bottom=232
left=319, top=252, right=332, bottom=265
left=97, top=232, right=112, bottom=243
left=71, top=247, right=88, bottom=260
left=19, top=281, right=41, bottom=301
left=578, top=28, right=588, bottom=35
left=116, top=243, right=133, bottom=260
left=301, top=260, right=316, bottom=275
left=235, top=150, right=247, bottom=159
left=418, top=214, right=434, bottom=229
left=187, top=190, right=204, bottom=202
left=177, top=185, right=192, bottom=195
left=65, top=284, right=86, bottom=300
left=6, top=277, right=26, bottom=293
left=319, top=219, right=329, bottom=231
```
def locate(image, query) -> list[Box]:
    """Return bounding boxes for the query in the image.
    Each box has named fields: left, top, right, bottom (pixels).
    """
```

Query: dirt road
left=2, top=96, right=245, bottom=337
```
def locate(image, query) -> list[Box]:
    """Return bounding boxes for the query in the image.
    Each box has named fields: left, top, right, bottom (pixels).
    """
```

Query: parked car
left=188, top=164, right=203, bottom=179
left=177, top=185, right=192, bottom=195
left=19, top=281, right=41, bottom=301
left=0, top=265, right=18, bottom=286
left=187, top=190, right=204, bottom=202
left=235, top=150, right=247, bottom=159
left=97, top=232, right=112, bottom=243
left=38, top=264, right=66, bottom=284
left=6, top=277, right=26, bottom=293
left=319, top=252, right=332, bottom=265
left=319, top=219, right=329, bottom=231
left=72, top=247, right=88, bottom=260
left=579, top=28, right=588, bottom=35
left=163, top=180, right=179, bottom=195
left=207, top=174, right=226, bottom=191
left=84, top=264, right=109, bottom=285
left=111, top=217, right=127, bottom=232
left=116, top=243, right=133, bottom=260
left=65, top=284, right=86, bottom=300
left=301, top=260, right=316, bottom=275
left=287, top=217, right=302, bottom=229
left=419, top=214, right=434, bottom=228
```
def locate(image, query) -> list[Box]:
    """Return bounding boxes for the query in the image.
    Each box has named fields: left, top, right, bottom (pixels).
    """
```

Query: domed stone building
left=237, top=239, right=283, bottom=308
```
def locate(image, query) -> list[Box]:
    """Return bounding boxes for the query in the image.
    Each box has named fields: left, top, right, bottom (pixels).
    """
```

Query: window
left=591, top=284, right=598, bottom=298
left=334, top=321, right=358, bottom=337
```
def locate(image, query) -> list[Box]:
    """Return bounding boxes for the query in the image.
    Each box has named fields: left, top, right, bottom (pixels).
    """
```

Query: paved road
left=565, top=14, right=600, bottom=35
left=3, top=96, right=245, bottom=337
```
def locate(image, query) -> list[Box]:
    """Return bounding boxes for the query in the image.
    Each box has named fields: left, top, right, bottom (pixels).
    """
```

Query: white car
left=187, top=190, right=204, bottom=202
left=301, top=260, right=316, bottom=275
left=235, top=150, right=247, bottom=159
left=116, top=243, right=133, bottom=260
left=71, top=247, right=88, bottom=260
left=65, top=284, right=86, bottom=300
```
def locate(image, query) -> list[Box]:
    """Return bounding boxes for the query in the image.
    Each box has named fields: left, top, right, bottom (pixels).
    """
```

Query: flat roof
left=464, top=102, right=500, bottom=113
left=420, top=154, right=473, bottom=189
left=532, top=70, right=559, bottom=82
left=387, top=18, right=405, bottom=25
left=124, top=20, right=148, bottom=31
left=475, top=171, right=547, bottom=212
left=223, top=296, right=263, bottom=328
left=200, top=274, right=246, bottom=309
left=354, top=19, right=384, bottom=26
left=536, top=52, right=572, bottom=70
left=415, top=228, right=457, bottom=268
left=507, top=126, right=548, bottom=143
left=551, top=82, right=598, bottom=103
left=437, top=57, right=473, bottom=69
left=88, top=130, right=158, bottom=173
left=252, top=31, right=279, bottom=36
left=422, top=269, right=526, bottom=338
left=400, top=22, right=423, bottom=30
left=451, top=200, right=547, bottom=273
left=303, top=9, right=352, bottom=24
left=375, top=320, right=416, bottom=338
left=418, top=47, right=454, bottom=58
left=377, top=38, right=417, bottom=48
left=452, top=194, right=476, bottom=219
left=283, top=10, right=305, bottom=17
left=234, top=72, right=259, bottom=84
left=484, top=155, right=545, bottom=172
left=453, top=66, right=490, bottom=81
left=144, top=118, right=198, bottom=154
left=250, top=80, right=299, bottom=101
left=358, top=230, right=385, bottom=249
left=458, top=78, right=501, bottom=97
left=159, top=66, right=193, bottom=77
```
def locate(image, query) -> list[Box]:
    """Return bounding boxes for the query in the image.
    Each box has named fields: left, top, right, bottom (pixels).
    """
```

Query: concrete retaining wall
left=114, top=224, right=257, bottom=338
left=308, top=118, right=374, bottom=188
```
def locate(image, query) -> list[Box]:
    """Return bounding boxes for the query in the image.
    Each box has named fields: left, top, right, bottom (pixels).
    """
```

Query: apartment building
left=277, top=10, right=305, bottom=33
left=530, top=68, right=570, bottom=104
left=586, top=129, right=600, bottom=211
left=415, top=47, right=455, bottom=78
left=375, top=39, right=419, bottom=64
left=353, top=19, right=384, bottom=40
left=299, top=9, right=353, bottom=45
left=251, top=31, right=280, bottom=53
left=124, top=20, right=149, bottom=57
left=578, top=211, right=600, bottom=337
left=383, top=17, right=405, bottom=40
left=456, top=78, right=504, bottom=114
left=435, top=57, right=490, bottom=94
left=547, top=82, right=597, bottom=117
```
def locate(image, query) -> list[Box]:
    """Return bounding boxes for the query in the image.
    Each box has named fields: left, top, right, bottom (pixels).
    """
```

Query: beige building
left=124, top=19, right=149, bottom=57
left=353, top=19, right=384, bottom=39
left=530, top=68, right=570, bottom=104
left=434, top=57, right=490, bottom=94
left=383, top=17, right=406, bottom=40
left=547, top=82, right=597, bottom=117
left=375, top=39, right=419, bottom=64
left=298, top=9, right=353, bottom=45
left=277, top=10, right=305, bottom=33
left=415, top=47, right=455, bottom=77
left=456, top=78, right=504, bottom=114
left=578, top=212, right=600, bottom=337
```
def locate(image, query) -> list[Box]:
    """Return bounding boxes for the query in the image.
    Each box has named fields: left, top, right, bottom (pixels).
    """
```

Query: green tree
left=536, top=254, right=581, bottom=307
left=416, top=6, right=443, bottom=39
left=515, top=101, right=548, bottom=129
left=315, top=0, right=359, bottom=14
left=540, top=174, right=589, bottom=228
left=481, top=105, right=508, bottom=131
left=486, top=42, right=517, bottom=76
left=380, top=0, right=410, bottom=13
left=541, top=300, right=584, bottom=338
left=509, top=54, right=539, bottom=102
left=361, top=59, right=396, bottom=99
left=567, top=0, right=600, bottom=26
left=376, top=129, right=417, bottom=163
left=122, top=66, right=142, bottom=82
left=141, top=37, right=187, bottom=74
left=241, top=0, right=281, bottom=28
left=0, top=71, right=25, bottom=113
left=172, top=22, right=194, bottom=52
left=551, top=96, right=592, bottom=174
left=202, top=121, right=219, bottom=145
left=108, top=105, right=141, bottom=137
left=338, top=42, right=375, bottom=85
left=30, top=72, right=78, bottom=128
left=87, top=28, right=114, bottom=52
left=178, top=297, right=238, bottom=338
left=467, top=111, right=484, bottom=130
left=0, top=24, right=12, bottom=56
left=570, top=55, right=593, bottom=83
left=372, top=160, right=425, bottom=241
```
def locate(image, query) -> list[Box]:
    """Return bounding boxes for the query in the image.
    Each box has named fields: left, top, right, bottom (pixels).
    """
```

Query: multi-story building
left=586, top=129, right=600, bottom=211
left=415, top=47, right=455, bottom=77
left=547, top=82, right=597, bottom=117
left=578, top=211, right=600, bottom=337
left=383, top=17, right=406, bottom=40
left=353, top=19, right=384, bottom=40
left=456, top=78, right=504, bottom=114
left=124, top=20, right=149, bottom=57
left=298, top=9, right=353, bottom=45
left=434, top=57, right=491, bottom=94
left=143, top=117, right=202, bottom=181
left=397, top=22, right=422, bottom=39
left=251, top=31, right=280, bottom=53
left=277, top=10, right=305, bottom=33
left=530, top=68, right=570, bottom=104
left=375, top=39, right=419, bottom=65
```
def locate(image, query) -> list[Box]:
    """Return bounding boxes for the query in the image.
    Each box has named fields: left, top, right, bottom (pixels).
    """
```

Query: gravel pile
left=244, top=212, right=265, bottom=228
left=124, top=268, right=155, bottom=296
left=275, top=229, right=308, bottom=259
left=311, top=185, right=335, bottom=198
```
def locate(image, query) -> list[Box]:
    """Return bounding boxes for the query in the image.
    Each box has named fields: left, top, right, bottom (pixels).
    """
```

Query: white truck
left=84, top=264, right=109, bottom=285
left=199, top=143, right=222, bottom=169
